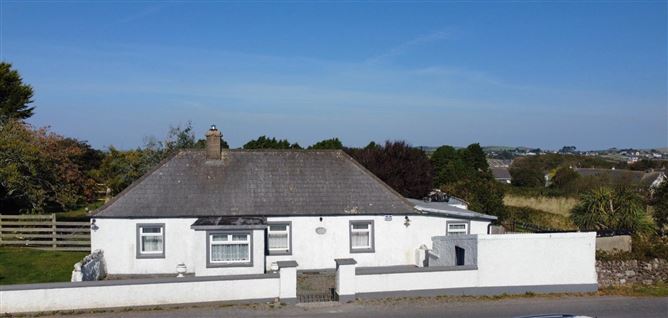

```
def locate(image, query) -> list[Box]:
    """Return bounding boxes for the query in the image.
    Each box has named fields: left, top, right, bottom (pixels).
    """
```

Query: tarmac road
left=42, top=295, right=667, bottom=318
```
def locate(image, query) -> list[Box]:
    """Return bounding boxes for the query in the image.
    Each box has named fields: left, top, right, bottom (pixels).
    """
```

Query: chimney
left=205, top=125, right=222, bottom=160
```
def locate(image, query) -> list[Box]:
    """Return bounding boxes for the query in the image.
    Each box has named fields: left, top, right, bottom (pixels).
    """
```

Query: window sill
left=206, top=261, right=254, bottom=268
left=267, top=250, right=292, bottom=256
left=350, top=248, right=375, bottom=254
left=136, top=253, right=165, bottom=259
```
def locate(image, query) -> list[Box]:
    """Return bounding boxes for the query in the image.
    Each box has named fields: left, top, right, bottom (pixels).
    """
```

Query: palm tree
left=571, top=186, right=655, bottom=235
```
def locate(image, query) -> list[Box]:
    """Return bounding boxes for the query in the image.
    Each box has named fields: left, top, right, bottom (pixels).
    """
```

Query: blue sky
left=2, top=1, right=666, bottom=150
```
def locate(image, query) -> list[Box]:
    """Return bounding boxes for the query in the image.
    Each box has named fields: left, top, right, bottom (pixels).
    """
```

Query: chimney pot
left=205, top=125, right=222, bottom=160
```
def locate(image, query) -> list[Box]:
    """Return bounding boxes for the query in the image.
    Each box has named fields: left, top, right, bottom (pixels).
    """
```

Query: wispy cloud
left=365, top=29, right=453, bottom=64
left=15, top=40, right=664, bottom=150
left=115, top=2, right=177, bottom=25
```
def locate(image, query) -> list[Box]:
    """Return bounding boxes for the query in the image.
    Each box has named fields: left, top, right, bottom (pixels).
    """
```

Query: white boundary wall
left=352, top=232, right=597, bottom=296
left=0, top=273, right=282, bottom=314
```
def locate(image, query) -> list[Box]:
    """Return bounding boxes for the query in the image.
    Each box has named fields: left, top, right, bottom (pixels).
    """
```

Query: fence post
left=51, top=213, right=57, bottom=249
left=335, top=258, right=357, bottom=303
left=277, top=261, right=298, bottom=304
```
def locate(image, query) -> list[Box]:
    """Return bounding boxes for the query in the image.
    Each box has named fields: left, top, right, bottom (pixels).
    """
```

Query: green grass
left=0, top=247, right=87, bottom=285
left=55, top=201, right=103, bottom=221
left=599, top=283, right=668, bottom=297
left=504, top=194, right=578, bottom=216
left=505, top=205, right=577, bottom=231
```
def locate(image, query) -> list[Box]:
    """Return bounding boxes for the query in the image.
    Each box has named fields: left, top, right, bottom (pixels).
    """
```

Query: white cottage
left=91, top=127, right=497, bottom=277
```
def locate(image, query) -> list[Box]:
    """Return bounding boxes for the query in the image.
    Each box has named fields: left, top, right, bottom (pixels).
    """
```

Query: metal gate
left=297, top=271, right=337, bottom=303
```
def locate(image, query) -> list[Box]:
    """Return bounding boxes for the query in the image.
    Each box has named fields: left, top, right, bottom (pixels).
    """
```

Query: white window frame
left=136, top=223, right=165, bottom=259
left=349, top=220, right=374, bottom=253
left=267, top=222, right=292, bottom=255
left=446, top=222, right=469, bottom=235
left=207, top=232, right=253, bottom=267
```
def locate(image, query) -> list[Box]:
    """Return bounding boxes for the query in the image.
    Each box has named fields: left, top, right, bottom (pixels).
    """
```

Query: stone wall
left=596, top=258, right=667, bottom=287
left=596, top=235, right=632, bottom=252
left=71, top=249, right=106, bottom=282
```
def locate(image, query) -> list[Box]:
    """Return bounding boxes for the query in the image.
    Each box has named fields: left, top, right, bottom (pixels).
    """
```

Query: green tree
left=551, top=166, right=580, bottom=190
left=442, top=177, right=506, bottom=219
left=91, top=147, right=149, bottom=196
left=430, top=143, right=505, bottom=219
left=243, top=136, right=301, bottom=149
left=509, top=158, right=545, bottom=187
left=0, top=63, right=34, bottom=123
left=0, top=120, right=97, bottom=213
left=308, top=138, right=343, bottom=150
left=570, top=187, right=655, bottom=235
left=345, top=141, right=432, bottom=199
left=461, top=143, right=489, bottom=172
left=431, top=146, right=465, bottom=187
left=650, top=181, right=668, bottom=235
left=165, top=121, right=196, bottom=152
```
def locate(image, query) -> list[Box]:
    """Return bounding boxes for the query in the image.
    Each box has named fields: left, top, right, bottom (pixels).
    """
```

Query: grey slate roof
left=406, top=199, right=498, bottom=221
left=574, top=168, right=666, bottom=188
left=95, top=150, right=417, bottom=218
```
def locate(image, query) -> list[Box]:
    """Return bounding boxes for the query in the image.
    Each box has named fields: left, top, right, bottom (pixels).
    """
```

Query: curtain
left=212, top=243, right=250, bottom=262
left=142, top=236, right=163, bottom=252
left=268, top=233, right=288, bottom=250
left=351, top=231, right=370, bottom=248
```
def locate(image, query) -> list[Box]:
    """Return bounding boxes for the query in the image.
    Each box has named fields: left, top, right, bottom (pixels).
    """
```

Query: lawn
left=0, top=247, right=87, bottom=285
left=504, top=194, right=578, bottom=217
left=55, top=201, right=103, bottom=221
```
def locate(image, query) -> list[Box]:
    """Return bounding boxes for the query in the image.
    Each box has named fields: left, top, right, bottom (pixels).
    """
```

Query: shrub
left=571, top=187, right=655, bottom=235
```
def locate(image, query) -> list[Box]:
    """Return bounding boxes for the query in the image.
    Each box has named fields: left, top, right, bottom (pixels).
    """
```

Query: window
left=447, top=222, right=469, bottom=235
left=207, top=232, right=252, bottom=267
left=267, top=222, right=291, bottom=255
left=349, top=220, right=374, bottom=253
left=136, top=224, right=165, bottom=258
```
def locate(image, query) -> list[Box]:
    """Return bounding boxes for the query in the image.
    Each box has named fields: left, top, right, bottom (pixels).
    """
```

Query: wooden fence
left=0, top=214, right=90, bottom=251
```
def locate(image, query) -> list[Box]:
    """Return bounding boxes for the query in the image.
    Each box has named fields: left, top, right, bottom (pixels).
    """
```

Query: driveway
left=40, top=295, right=668, bottom=318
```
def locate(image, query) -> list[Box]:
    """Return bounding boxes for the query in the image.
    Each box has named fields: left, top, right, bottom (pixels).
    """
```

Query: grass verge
left=598, top=283, right=668, bottom=297
left=0, top=247, right=87, bottom=285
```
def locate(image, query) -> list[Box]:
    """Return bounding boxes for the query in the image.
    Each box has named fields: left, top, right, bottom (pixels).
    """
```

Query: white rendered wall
left=0, top=276, right=279, bottom=314
left=91, top=218, right=198, bottom=275
left=191, top=229, right=266, bottom=276
left=267, top=215, right=490, bottom=270
left=355, top=232, right=597, bottom=294
left=475, top=232, right=597, bottom=287
left=91, top=219, right=265, bottom=276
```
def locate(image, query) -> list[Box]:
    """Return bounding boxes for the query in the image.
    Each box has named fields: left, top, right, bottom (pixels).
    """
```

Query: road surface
left=44, top=296, right=667, bottom=318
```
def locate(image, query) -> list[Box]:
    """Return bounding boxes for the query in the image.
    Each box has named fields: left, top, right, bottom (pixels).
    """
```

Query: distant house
left=574, top=168, right=666, bottom=189
left=491, top=167, right=512, bottom=184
